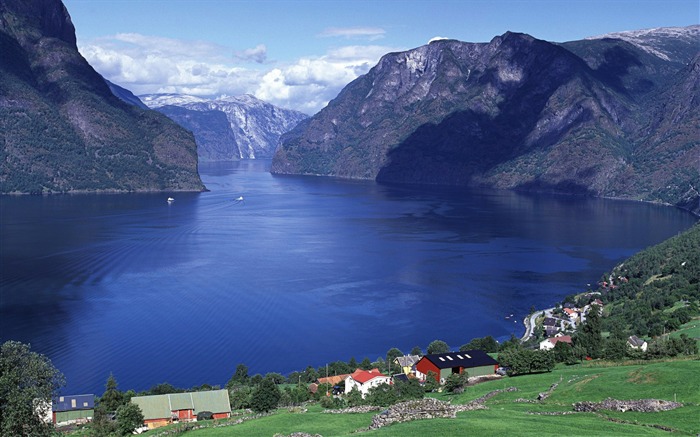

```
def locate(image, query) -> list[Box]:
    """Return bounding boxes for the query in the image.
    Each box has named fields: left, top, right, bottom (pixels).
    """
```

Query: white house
left=344, top=368, right=390, bottom=398
left=539, top=334, right=572, bottom=351
left=627, top=335, right=648, bottom=352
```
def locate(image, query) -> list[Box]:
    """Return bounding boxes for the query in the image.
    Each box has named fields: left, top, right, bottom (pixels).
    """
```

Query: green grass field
left=180, top=359, right=699, bottom=437
left=671, top=318, right=700, bottom=348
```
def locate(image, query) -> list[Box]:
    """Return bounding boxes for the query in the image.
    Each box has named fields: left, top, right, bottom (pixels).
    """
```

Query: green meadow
left=176, top=359, right=699, bottom=437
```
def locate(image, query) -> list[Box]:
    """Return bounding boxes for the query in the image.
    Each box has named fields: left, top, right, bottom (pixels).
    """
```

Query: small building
left=627, top=335, right=648, bottom=352
left=539, top=334, right=572, bottom=351
left=344, top=368, right=390, bottom=398
left=544, top=326, right=559, bottom=338
left=52, top=394, right=94, bottom=426
left=543, top=317, right=558, bottom=327
left=414, top=350, right=498, bottom=384
left=563, top=308, right=579, bottom=320
left=393, top=354, right=420, bottom=375
left=131, top=389, right=231, bottom=429
left=317, top=374, right=349, bottom=386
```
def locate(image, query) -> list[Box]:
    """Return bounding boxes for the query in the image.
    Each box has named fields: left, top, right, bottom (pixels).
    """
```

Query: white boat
left=167, top=197, right=175, bottom=203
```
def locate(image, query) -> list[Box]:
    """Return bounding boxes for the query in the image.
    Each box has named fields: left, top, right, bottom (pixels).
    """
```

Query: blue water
left=1, top=160, right=696, bottom=394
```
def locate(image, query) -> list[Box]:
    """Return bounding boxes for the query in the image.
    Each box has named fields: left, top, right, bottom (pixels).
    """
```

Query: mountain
left=271, top=26, right=700, bottom=215
left=105, top=79, right=148, bottom=109
left=0, top=0, right=204, bottom=194
left=139, top=94, right=308, bottom=162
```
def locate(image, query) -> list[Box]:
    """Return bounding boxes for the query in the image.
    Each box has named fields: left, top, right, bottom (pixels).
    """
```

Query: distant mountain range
left=139, top=94, right=309, bottom=162
left=271, top=26, right=700, bottom=215
left=0, top=0, right=204, bottom=194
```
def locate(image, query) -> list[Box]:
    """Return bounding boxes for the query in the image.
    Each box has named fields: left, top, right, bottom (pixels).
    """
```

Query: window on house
left=71, top=399, right=76, bottom=408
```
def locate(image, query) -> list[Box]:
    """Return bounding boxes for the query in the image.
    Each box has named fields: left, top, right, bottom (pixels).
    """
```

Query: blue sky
left=63, top=0, right=699, bottom=114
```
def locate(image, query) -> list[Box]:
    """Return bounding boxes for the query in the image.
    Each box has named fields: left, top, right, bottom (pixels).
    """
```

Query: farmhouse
left=52, top=394, right=94, bottom=426
left=131, top=389, right=231, bottom=429
left=627, top=335, right=648, bottom=352
left=344, top=368, right=391, bottom=398
left=414, top=350, right=498, bottom=383
left=393, top=354, right=420, bottom=375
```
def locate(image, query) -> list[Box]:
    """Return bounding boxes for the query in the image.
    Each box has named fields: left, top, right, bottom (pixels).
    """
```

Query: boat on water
left=167, top=197, right=175, bottom=203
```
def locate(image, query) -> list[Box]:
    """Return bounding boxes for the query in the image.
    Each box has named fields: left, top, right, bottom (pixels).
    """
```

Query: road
left=520, top=308, right=554, bottom=342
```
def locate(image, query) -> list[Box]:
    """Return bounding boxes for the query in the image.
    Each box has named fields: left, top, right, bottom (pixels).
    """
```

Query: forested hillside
left=599, top=223, right=699, bottom=337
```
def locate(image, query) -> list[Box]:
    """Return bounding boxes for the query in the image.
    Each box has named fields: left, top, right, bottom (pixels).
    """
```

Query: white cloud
left=255, top=45, right=398, bottom=114
left=318, top=27, right=386, bottom=40
left=234, top=44, right=268, bottom=64
left=79, top=33, right=400, bottom=115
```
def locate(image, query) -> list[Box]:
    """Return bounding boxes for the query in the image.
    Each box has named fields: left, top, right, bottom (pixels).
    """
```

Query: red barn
left=131, top=389, right=231, bottom=429
left=415, top=350, right=498, bottom=383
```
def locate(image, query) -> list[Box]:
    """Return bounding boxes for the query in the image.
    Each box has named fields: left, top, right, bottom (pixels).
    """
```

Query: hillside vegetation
left=0, top=0, right=204, bottom=193
left=164, top=360, right=700, bottom=436
left=598, top=223, right=699, bottom=338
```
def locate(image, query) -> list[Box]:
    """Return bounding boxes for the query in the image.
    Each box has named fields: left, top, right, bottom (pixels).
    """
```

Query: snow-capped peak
left=585, top=25, right=700, bottom=62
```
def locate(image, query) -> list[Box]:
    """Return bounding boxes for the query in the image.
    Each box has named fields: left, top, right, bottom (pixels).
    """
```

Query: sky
left=62, top=0, right=699, bottom=115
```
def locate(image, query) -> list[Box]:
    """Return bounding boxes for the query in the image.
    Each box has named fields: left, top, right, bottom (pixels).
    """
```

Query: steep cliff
left=141, top=94, right=308, bottom=161
left=0, top=0, right=205, bottom=193
left=272, top=27, right=699, bottom=214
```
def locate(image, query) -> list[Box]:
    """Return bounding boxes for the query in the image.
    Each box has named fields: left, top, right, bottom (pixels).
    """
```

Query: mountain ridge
left=140, top=93, right=308, bottom=161
left=0, top=0, right=205, bottom=194
left=272, top=26, right=700, bottom=215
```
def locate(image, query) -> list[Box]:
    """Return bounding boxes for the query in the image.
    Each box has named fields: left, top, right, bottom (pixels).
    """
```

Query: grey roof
left=420, top=350, right=498, bottom=369
left=394, top=354, right=420, bottom=367
left=53, top=394, right=95, bottom=412
left=628, top=335, right=646, bottom=347
left=131, top=389, right=230, bottom=420
left=543, top=317, right=558, bottom=326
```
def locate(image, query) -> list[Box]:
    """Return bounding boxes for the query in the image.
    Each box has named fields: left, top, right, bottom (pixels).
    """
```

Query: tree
left=264, top=372, right=285, bottom=384
left=410, top=346, right=423, bottom=356
left=99, top=373, right=125, bottom=413
left=228, top=386, right=253, bottom=410
left=345, top=387, right=364, bottom=407
left=365, top=383, right=397, bottom=407
left=444, top=372, right=469, bottom=393
left=359, top=357, right=372, bottom=370
left=0, top=341, right=65, bottom=437
left=386, top=348, right=403, bottom=374
left=115, top=402, right=144, bottom=436
left=575, top=305, right=603, bottom=358
left=498, top=349, right=554, bottom=376
left=250, top=378, right=280, bottom=413
left=551, top=340, right=573, bottom=363
left=149, top=382, right=181, bottom=395
left=394, top=378, right=424, bottom=400
left=427, top=339, right=450, bottom=354
left=227, top=363, right=249, bottom=388
left=423, top=371, right=439, bottom=392
left=460, top=336, right=499, bottom=353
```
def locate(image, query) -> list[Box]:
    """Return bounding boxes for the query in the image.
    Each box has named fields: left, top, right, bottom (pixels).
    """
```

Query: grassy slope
left=184, top=360, right=699, bottom=437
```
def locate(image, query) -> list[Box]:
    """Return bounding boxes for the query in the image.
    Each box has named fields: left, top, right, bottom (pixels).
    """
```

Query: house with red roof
left=344, top=368, right=390, bottom=398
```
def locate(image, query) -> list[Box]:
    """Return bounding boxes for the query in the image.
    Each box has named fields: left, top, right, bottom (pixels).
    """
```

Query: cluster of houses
left=539, top=298, right=648, bottom=354
left=45, top=350, right=500, bottom=430
left=310, top=350, right=499, bottom=399
left=43, top=389, right=232, bottom=430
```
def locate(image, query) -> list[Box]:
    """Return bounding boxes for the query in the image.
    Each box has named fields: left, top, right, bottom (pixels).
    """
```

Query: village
left=45, top=288, right=660, bottom=433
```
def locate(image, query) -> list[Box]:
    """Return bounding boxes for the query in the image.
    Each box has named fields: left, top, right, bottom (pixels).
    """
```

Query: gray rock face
left=141, top=94, right=308, bottom=161
left=272, top=27, right=700, bottom=215
left=0, top=0, right=204, bottom=193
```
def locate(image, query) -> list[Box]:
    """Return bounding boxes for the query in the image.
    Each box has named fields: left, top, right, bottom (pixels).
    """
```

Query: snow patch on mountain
left=586, top=25, right=700, bottom=62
